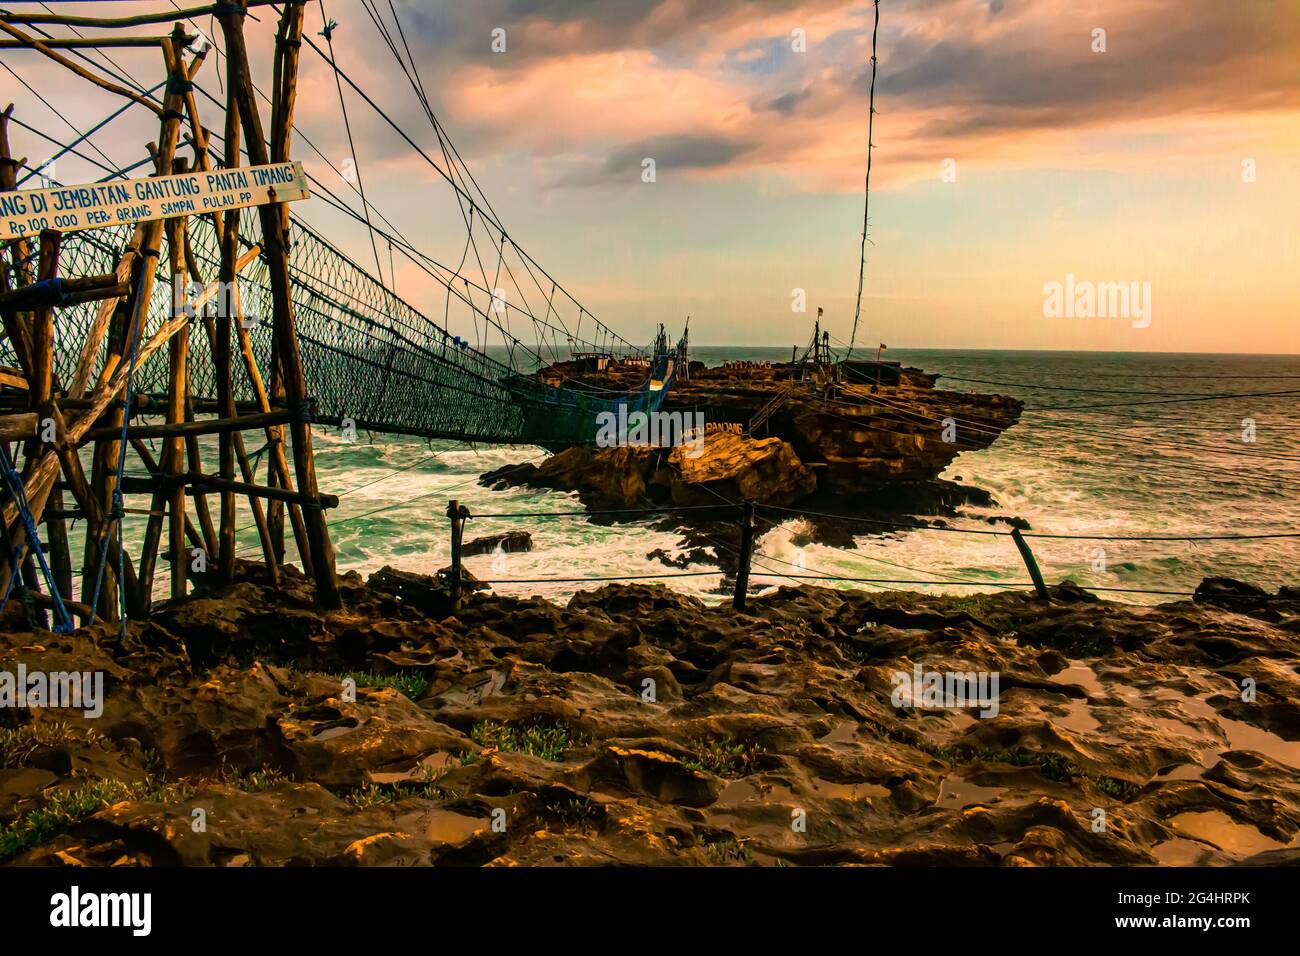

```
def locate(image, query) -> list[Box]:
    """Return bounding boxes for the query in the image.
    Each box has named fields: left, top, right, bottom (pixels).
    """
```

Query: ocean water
left=294, top=348, right=1300, bottom=607
left=65, top=349, right=1300, bottom=608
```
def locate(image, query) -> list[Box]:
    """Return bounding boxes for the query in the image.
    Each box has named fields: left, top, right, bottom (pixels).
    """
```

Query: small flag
left=879, top=343, right=887, bottom=351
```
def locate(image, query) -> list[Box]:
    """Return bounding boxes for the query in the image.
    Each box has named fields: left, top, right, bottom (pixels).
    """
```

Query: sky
left=3, top=0, right=1299, bottom=353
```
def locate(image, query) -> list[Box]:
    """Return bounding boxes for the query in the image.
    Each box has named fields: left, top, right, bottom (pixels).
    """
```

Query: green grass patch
left=320, top=670, right=430, bottom=701
left=0, top=777, right=194, bottom=862
left=683, top=738, right=761, bottom=778
left=346, top=783, right=401, bottom=809
left=219, top=765, right=292, bottom=793
left=0, top=722, right=107, bottom=769
left=704, top=838, right=753, bottom=865
left=540, top=795, right=601, bottom=829
left=1087, top=774, right=1140, bottom=800
left=345, top=773, right=449, bottom=807
left=470, top=720, right=578, bottom=762
left=833, top=639, right=874, bottom=664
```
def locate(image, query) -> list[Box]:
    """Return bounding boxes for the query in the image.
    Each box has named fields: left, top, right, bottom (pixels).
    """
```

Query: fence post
left=1010, top=527, right=1049, bottom=599
left=446, top=498, right=468, bottom=610
left=733, top=500, right=755, bottom=611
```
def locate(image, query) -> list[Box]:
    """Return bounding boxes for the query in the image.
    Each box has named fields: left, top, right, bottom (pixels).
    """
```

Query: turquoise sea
left=288, top=348, right=1300, bottom=606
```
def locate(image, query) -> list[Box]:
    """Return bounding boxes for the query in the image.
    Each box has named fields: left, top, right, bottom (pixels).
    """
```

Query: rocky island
left=483, top=355, right=1024, bottom=524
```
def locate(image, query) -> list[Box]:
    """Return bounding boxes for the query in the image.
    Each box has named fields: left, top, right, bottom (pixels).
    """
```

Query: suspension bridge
left=0, top=0, right=690, bottom=626
left=26, top=211, right=683, bottom=447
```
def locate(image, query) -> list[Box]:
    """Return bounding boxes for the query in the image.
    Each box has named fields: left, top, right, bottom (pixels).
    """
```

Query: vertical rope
left=316, top=0, right=386, bottom=285
left=847, top=0, right=881, bottom=360
left=0, top=444, right=75, bottom=632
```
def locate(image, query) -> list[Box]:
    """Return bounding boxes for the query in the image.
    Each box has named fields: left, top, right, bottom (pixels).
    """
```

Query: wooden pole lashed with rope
left=217, top=0, right=341, bottom=609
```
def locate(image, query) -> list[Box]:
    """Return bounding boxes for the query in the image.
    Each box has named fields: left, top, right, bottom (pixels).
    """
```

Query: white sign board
left=0, top=161, right=310, bottom=239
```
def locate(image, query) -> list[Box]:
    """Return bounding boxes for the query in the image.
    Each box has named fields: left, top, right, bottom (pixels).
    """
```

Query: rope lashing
left=0, top=443, right=76, bottom=633
left=24, top=276, right=71, bottom=308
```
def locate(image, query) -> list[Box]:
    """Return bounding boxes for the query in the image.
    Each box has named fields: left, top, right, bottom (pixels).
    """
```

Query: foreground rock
left=2, top=568, right=1299, bottom=867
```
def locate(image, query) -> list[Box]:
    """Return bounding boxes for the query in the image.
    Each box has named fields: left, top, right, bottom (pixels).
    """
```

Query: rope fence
left=437, top=498, right=1300, bottom=609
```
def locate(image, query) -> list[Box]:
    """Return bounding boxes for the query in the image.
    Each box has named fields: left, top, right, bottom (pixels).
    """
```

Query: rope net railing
left=3, top=211, right=681, bottom=447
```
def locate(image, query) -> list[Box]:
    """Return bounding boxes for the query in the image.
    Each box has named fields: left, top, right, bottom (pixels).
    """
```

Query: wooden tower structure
left=0, top=0, right=340, bottom=632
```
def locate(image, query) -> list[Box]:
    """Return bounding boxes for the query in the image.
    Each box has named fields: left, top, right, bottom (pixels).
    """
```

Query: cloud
left=402, top=0, right=1300, bottom=193
left=607, top=133, right=756, bottom=173
left=757, top=88, right=814, bottom=116
left=546, top=133, right=758, bottom=188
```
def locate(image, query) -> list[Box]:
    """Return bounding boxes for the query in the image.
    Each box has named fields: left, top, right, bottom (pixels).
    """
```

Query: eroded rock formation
left=484, top=359, right=1024, bottom=527
left=3, top=566, right=1298, bottom=867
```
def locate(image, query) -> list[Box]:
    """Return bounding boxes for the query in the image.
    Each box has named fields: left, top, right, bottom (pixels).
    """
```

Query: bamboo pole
left=0, top=1, right=282, bottom=29
left=218, top=0, right=338, bottom=607
left=182, top=236, right=278, bottom=584
left=85, top=408, right=296, bottom=442
left=31, top=229, right=74, bottom=599
left=0, top=106, right=31, bottom=597
left=183, top=390, right=219, bottom=559
left=0, top=413, right=36, bottom=442
left=214, top=69, right=241, bottom=583
left=85, top=297, right=128, bottom=619
left=0, top=272, right=128, bottom=311
left=88, top=28, right=192, bottom=613
left=0, top=20, right=167, bottom=117
left=138, top=200, right=192, bottom=602
left=214, top=18, right=297, bottom=575
left=0, top=106, right=35, bottom=383
left=0, top=36, right=176, bottom=49
left=68, top=225, right=146, bottom=399
left=121, top=473, right=340, bottom=509
left=216, top=21, right=308, bottom=578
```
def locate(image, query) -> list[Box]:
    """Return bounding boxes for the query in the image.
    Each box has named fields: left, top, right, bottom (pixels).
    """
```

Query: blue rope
left=87, top=247, right=158, bottom=635
left=0, top=444, right=75, bottom=633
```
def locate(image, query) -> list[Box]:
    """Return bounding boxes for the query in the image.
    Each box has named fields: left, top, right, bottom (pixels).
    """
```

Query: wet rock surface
left=3, top=567, right=1299, bottom=867
left=462, top=531, right=534, bottom=557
